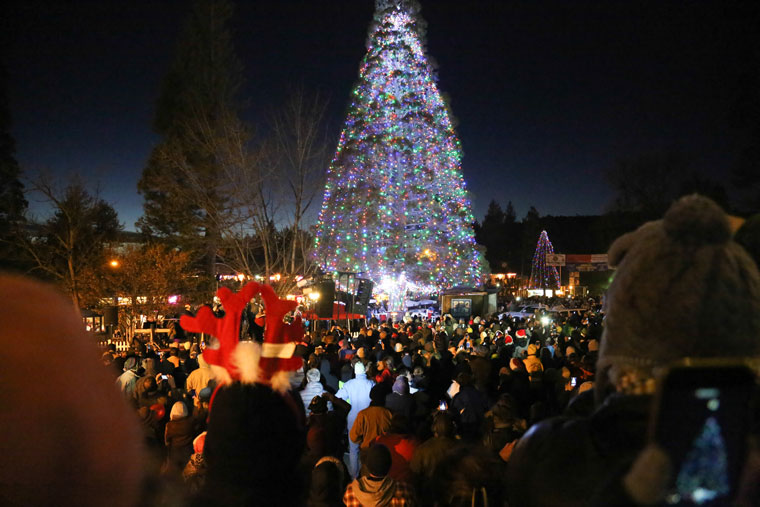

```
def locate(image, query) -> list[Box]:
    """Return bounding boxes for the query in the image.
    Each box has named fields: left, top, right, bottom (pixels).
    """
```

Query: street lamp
left=109, top=259, right=120, bottom=269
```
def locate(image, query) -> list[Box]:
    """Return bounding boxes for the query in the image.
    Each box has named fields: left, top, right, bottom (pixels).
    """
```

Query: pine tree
left=314, top=0, right=484, bottom=295
left=528, top=230, right=560, bottom=290
left=476, top=200, right=509, bottom=272
left=137, top=0, right=245, bottom=284
left=0, top=63, right=27, bottom=270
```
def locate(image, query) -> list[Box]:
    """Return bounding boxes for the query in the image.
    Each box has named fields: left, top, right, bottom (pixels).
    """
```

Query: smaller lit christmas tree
left=674, top=416, right=730, bottom=504
left=528, top=230, right=561, bottom=290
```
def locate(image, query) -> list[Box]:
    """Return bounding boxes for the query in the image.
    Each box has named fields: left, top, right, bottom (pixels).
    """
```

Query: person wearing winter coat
left=450, top=365, right=489, bottom=441
left=384, top=376, right=414, bottom=421
left=182, top=431, right=207, bottom=495
left=343, top=444, right=415, bottom=506
left=164, top=401, right=195, bottom=475
left=185, top=353, right=217, bottom=396
left=337, top=361, right=375, bottom=478
left=301, top=368, right=328, bottom=414
left=350, top=385, right=393, bottom=458
left=116, top=356, right=140, bottom=403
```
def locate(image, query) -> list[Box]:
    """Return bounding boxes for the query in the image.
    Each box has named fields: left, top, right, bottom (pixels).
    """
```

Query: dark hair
left=432, top=411, right=455, bottom=438
left=309, top=460, right=345, bottom=507
left=431, top=446, right=506, bottom=507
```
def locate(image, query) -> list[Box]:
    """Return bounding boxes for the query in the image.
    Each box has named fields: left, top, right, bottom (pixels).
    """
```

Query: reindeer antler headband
left=180, top=282, right=303, bottom=388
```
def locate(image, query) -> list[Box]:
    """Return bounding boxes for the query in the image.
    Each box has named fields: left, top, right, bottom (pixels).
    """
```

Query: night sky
left=5, top=0, right=758, bottom=230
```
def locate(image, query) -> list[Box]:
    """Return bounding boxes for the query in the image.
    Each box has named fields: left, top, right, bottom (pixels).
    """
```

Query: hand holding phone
left=649, top=360, right=756, bottom=506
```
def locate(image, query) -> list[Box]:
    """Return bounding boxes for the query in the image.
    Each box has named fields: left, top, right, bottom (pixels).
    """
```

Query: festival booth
left=439, top=287, right=498, bottom=319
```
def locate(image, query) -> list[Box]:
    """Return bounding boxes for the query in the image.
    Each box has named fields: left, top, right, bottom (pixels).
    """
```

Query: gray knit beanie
left=598, top=194, right=760, bottom=382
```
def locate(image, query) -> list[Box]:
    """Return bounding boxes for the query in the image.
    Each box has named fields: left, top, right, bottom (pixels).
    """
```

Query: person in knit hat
left=192, top=382, right=306, bottom=506
left=506, top=195, right=760, bottom=506
left=0, top=274, right=144, bottom=507
left=182, top=431, right=208, bottom=495
left=384, top=375, right=414, bottom=420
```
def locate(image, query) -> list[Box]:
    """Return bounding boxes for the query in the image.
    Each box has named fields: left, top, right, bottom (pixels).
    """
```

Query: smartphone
left=650, top=360, right=756, bottom=506
left=438, top=400, right=448, bottom=411
left=161, top=374, right=168, bottom=380
left=570, top=377, right=577, bottom=387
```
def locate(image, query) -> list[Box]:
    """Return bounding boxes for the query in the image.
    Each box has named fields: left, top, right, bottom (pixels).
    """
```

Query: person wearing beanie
left=164, top=400, right=195, bottom=475
left=183, top=431, right=208, bottom=495
left=0, top=275, right=145, bottom=507
left=300, top=368, right=328, bottom=414
left=191, top=382, right=306, bottom=506
left=513, top=329, right=530, bottom=359
left=384, top=375, right=414, bottom=421
left=337, top=360, right=375, bottom=478
left=343, top=444, right=415, bottom=506
left=506, top=195, right=760, bottom=507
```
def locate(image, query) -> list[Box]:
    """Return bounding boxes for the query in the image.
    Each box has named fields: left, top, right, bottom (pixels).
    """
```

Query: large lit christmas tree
left=314, top=0, right=483, bottom=299
left=528, top=230, right=561, bottom=290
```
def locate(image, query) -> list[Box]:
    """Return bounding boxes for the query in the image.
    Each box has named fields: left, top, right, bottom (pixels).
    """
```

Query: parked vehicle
left=500, top=304, right=546, bottom=320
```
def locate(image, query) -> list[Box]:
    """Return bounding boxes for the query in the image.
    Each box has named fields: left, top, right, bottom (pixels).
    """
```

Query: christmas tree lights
left=675, top=416, right=729, bottom=503
left=528, top=230, right=561, bottom=290
left=314, top=0, right=483, bottom=300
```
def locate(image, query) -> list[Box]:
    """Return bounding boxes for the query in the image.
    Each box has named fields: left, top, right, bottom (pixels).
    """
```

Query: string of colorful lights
left=528, top=230, right=561, bottom=289
left=314, top=0, right=484, bottom=300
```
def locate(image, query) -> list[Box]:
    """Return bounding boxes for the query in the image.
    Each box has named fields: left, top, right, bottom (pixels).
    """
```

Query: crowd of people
left=2, top=194, right=760, bottom=507
left=106, top=297, right=601, bottom=505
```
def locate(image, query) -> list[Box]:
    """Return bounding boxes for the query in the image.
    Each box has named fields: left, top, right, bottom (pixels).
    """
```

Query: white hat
left=354, top=362, right=366, bottom=375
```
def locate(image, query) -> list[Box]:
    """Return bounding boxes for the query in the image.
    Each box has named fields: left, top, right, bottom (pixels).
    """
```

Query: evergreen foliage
left=314, top=0, right=483, bottom=290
